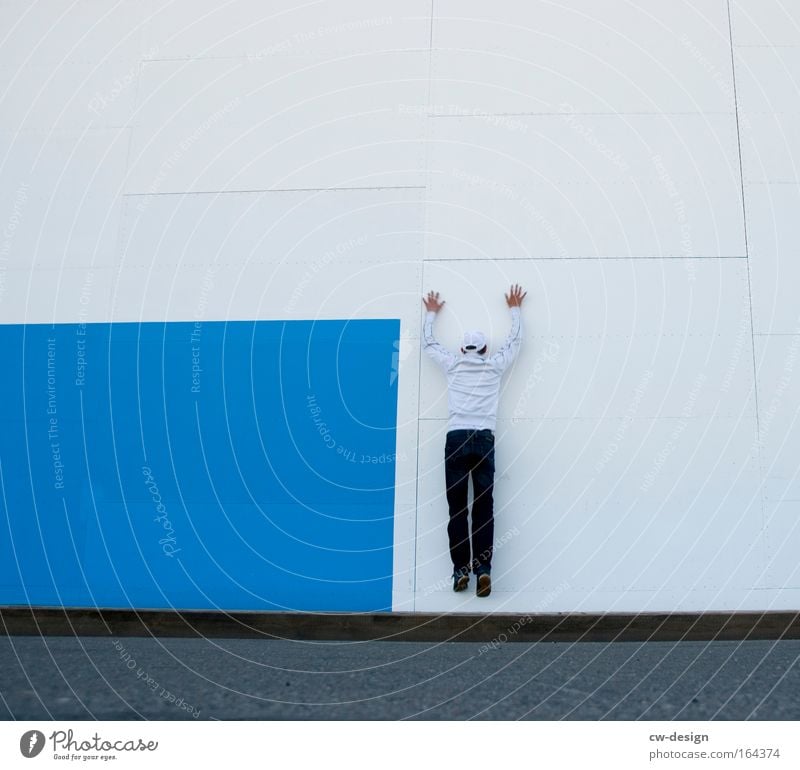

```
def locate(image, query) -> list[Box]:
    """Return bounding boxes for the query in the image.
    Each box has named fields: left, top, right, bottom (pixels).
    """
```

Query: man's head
left=461, top=330, right=488, bottom=356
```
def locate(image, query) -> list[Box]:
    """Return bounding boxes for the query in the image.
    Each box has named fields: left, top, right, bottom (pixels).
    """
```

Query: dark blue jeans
left=444, top=429, right=495, bottom=575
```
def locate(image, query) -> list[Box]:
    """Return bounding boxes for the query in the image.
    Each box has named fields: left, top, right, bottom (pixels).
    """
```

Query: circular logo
left=19, top=730, right=45, bottom=758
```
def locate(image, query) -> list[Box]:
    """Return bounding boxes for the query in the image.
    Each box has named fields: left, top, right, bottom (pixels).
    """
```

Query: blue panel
left=0, top=319, right=399, bottom=611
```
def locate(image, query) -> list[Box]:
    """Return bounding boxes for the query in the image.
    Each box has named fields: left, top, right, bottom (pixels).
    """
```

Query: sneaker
left=476, top=572, right=491, bottom=597
left=452, top=569, right=469, bottom=592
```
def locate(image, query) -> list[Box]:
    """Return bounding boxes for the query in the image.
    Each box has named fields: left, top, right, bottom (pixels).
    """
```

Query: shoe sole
left=477, top=574, right=491, bottom=597
left=453, top=575, right=469, bottom=592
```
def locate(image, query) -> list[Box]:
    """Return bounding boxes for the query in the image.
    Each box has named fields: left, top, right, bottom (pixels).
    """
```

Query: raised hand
left=423, top=290, right=446, bottom=313
left=505, top=283, right=527, bottom=308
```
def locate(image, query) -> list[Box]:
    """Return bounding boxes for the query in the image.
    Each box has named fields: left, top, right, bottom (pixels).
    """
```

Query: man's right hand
left=423, top=290, right=445, bottom=313
left=505, top=283, right=527, bottom=308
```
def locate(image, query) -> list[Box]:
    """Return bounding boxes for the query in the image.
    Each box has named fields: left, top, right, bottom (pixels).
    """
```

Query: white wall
left=1, top=0, right=798, bottom=612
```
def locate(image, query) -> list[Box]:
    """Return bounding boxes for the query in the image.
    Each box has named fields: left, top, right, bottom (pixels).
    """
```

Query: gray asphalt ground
left=1, top=636, right=798, bottom=720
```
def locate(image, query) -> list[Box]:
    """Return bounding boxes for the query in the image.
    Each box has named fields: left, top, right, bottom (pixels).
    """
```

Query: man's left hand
left=423, top=290, right=446, bottom=312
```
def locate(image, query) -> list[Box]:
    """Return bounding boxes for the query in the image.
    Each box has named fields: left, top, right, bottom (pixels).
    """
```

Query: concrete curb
left=2, top=607, right=800, bottom=642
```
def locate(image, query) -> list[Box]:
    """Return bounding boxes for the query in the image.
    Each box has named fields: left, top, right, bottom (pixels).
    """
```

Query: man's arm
left=490, top=283, right=526, bottom=372
left=422, top=290, right=456, bottom=371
